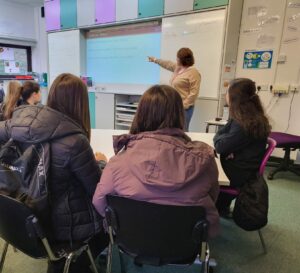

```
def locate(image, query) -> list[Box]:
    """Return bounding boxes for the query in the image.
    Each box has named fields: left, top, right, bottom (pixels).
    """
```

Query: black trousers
left=47, top=229, right=109, bottom=273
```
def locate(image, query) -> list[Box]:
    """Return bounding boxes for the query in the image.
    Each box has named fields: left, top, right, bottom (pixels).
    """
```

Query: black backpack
left=0, top=138, right=50, bottom=220
left=233, top=174, right=269, bottom=231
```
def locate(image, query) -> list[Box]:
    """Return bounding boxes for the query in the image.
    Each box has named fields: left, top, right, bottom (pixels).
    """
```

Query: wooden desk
left=205, top=119, right=227, bottom=133
left=91, top=129, right=229, bottom=186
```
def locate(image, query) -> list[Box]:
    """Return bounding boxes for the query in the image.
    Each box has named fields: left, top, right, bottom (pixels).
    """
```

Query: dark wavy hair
left=177, top=48, right=195, bottom=67
left=130, top=85, right=185, bottom=134
left=228, top=78, right=271, bottom=139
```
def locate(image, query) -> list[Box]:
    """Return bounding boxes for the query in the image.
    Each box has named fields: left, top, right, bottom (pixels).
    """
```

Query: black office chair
left=105, top=195, right=211, bottom=273
left=0, top=194, right=99, bottom=273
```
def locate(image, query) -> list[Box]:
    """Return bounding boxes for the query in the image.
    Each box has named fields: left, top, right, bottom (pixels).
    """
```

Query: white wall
left=32, top=6, right=48, bottom=74
left=236, top=0, right=300, bottom=159
left=0, top=1, right=47, bottom=74
left=236, top=0, right=300, bottom=135
left=0, top=0, right=36, bottom=42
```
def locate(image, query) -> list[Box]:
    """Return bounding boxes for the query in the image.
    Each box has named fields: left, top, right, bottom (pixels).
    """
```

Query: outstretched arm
left=148, top=56, right=176, bottom=72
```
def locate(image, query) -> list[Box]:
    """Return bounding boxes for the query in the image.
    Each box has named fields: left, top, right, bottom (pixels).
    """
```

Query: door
left=138, top=0, right=164, bottom=18
left=95, top=0, right=116, bottom=24
left=60, top=0, right=77, bottom=29
left=194, top=0, right=229, bottom=10
left=45, top=0, right=61, bottom=31
left=77, top=0, right=96, bottom=27
left=164, top=0, right=194, bottom=14
left=116, top=0, right=138, bottom=21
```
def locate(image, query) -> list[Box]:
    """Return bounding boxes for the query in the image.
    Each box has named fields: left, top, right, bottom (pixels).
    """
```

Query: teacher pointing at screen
left=148, top=47, right=201, bottom=131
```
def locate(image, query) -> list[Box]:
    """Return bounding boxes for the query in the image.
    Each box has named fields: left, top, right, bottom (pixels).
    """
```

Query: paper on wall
left=288, top=2, right=300, bottom=8
left=242, top=27, right=262, bottom=35
left=282, top=37, right=299, bottom=43
left=258, top=15, right=281, bottom=26
left=248, top=6, right=267, bottom=17
left=256, top=34, right=276, bottom=47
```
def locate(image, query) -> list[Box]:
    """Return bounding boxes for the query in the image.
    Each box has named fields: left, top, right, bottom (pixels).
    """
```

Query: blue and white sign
left=243, top=50, right=273, bottom=69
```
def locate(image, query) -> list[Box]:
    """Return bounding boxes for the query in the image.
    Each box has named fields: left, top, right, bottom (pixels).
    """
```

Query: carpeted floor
left=0, top=168, right=299, bottom=273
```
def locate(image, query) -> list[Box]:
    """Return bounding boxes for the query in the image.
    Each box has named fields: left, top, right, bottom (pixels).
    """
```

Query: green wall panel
left=138, top=0, right=164, bottom=18
left=88, top=92, right=96, bottom=129
left=194, top=0, right=228, bottom=10
left=60, top=0, right=77, bottom=29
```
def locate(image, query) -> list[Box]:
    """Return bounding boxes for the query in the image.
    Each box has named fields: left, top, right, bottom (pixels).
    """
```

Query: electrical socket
left=257, top=84, right=270, bottom=91
left=272, top=85, right=289, bottom=94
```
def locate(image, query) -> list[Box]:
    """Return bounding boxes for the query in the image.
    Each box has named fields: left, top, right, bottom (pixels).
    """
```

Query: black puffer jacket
left=0, top=105, right=102, bottom=243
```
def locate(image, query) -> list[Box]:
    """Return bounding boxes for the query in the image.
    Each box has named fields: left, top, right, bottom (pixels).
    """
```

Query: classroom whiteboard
left=160, top=9, right=227, bottom=99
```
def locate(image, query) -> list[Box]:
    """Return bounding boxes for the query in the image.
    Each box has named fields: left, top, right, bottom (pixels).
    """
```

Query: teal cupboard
left=194, top=0, right=229, bottom=10
left=138, top=0, right=164, bottom=18
left=60, top=0, right=77, bottom=29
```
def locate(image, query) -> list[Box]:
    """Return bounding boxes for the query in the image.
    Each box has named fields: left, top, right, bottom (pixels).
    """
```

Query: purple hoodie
left=93, top=128, right=220, bottom=237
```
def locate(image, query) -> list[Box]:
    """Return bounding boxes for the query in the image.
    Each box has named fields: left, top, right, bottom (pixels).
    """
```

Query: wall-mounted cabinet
left=77, top=0, right=96, bottom=27
left=164, top=0, right=194, bottom=15
left=95, top=0, right=116, bottom=24
left=60, top=0, right=77, bottom=29
left=194, top=0, right=229, bottom=10
left=138, top=0, right=164, bottom=18
left=45, top=0, right=61, bottom=31
left=116, top=0, right=138, bottom=21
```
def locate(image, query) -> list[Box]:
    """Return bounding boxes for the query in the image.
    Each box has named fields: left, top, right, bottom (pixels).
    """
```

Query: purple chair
left=219, top=137, right=277, bottom=253
left=268, top=132, right=300, bottom=179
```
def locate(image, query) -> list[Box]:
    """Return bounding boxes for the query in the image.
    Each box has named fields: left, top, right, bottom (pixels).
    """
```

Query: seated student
left=0, top=81, right=21, bottom=121
left=0, top=73, right=108, bottom=273
left=93, top=84, right=220, bottom=237
left=20, top=81, right=41, bottom=105
left=213, top=78, right=271, bottom=216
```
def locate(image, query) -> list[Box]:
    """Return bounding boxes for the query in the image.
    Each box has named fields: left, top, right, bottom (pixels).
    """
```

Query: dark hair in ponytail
left=21, top=81, right=40, bottom=101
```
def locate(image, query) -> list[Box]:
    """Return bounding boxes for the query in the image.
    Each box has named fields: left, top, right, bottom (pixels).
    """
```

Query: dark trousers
left=47, top=230, right=109, bottom=273
left=216, top=191, right=236, bottom=213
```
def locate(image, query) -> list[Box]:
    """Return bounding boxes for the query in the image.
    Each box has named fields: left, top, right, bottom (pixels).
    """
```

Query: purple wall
left=45, top=0, right=61, bottom=31
left=95, top=0, right=116, bottom=24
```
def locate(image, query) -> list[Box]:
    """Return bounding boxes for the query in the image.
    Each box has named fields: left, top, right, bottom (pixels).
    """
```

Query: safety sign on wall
left=243, top=50, right=273, bottom=69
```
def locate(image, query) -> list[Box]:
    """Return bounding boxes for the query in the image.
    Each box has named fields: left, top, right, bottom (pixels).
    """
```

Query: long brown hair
left=130, top=85, right=185, bottom=134
left=4, top=81, right=22, bottom=119
left=228, top=78, right=271, bottom=139
left=47, top=73, right=91, bottom=141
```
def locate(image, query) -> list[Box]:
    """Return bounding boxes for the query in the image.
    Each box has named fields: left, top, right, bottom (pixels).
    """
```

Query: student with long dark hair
left=213, top=78, right=271, bottom=216
left=0, top=81, right=21, bottom=121
left=0, top=73, right=108, bottom=273
left=93, top=85, right=219, bottom=237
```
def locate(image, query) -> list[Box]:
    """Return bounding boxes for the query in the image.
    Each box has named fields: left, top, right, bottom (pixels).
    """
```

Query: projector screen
left=86, top=22, right=161, bottom=85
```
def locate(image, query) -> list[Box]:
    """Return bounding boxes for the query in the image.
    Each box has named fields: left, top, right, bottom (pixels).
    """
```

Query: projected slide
left=87, top=32, right=161, bottom=85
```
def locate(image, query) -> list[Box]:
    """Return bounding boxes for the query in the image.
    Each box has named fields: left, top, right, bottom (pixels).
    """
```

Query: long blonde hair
left=3, top=81, right=22, bottom=119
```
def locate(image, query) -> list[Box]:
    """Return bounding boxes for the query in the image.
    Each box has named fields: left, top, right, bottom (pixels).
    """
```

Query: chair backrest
left=0, top=194, right=47, bottom=258
left=105, top=195, right=208, bottom=266
left=259, top=137, right=277, bottom=176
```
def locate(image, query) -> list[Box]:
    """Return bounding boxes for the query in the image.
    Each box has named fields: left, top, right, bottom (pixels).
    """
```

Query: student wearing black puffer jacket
left=0, top=74, right=108, bottom=273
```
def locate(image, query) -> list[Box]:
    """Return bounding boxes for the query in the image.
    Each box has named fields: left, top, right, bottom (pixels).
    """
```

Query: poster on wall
left=243, top=50, right=273, bottom=69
